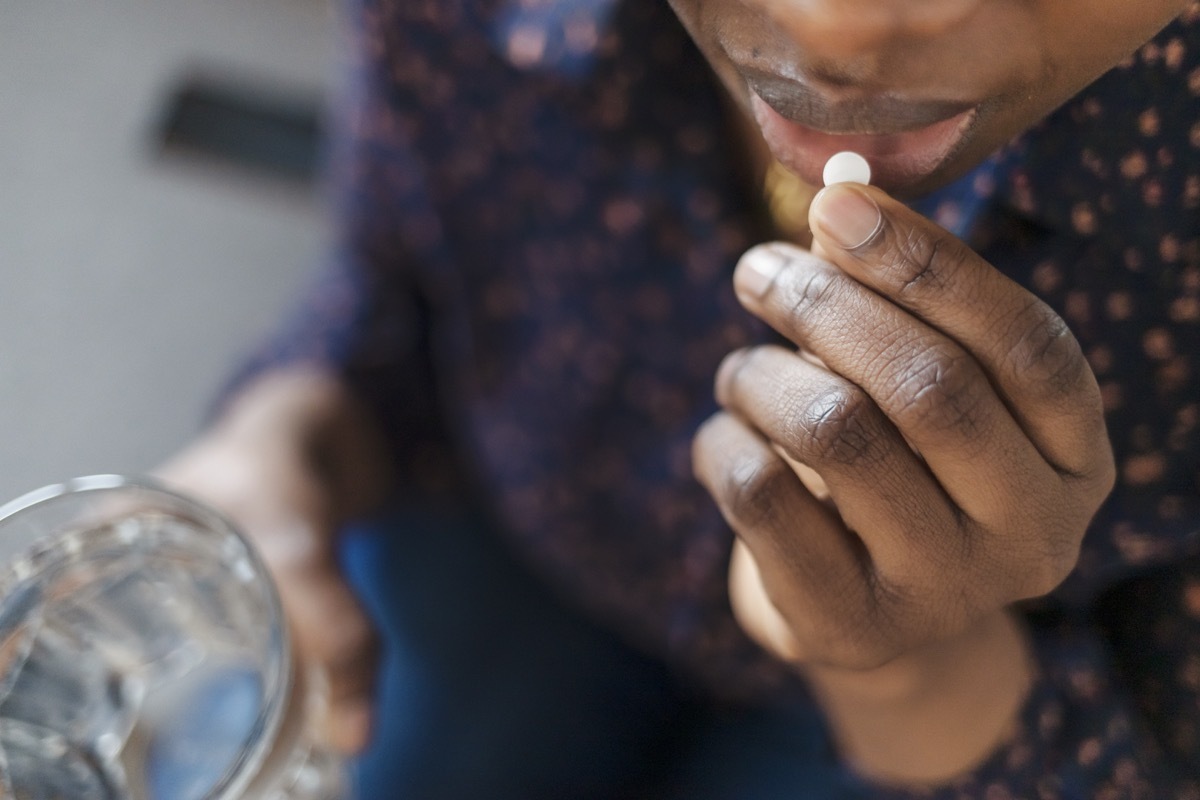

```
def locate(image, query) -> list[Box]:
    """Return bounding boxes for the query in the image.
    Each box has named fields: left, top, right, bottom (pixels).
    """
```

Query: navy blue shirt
left=236, top=1, right=1200, bottom=793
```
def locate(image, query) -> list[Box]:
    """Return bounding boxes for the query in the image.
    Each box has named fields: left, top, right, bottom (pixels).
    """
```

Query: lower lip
left=750, top=94, right=977, bottom=192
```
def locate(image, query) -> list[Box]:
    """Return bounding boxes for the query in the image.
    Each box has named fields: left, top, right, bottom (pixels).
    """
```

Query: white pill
left=822, top=151, right=871, bottom=187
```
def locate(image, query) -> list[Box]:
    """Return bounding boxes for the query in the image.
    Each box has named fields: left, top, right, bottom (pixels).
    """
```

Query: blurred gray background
left=0, top=0, right=337, bottom=499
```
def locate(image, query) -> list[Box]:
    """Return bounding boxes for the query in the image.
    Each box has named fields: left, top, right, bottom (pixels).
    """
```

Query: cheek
left=1037, top=0, right=1193, bottom=92
left=970, top=0, right=1190, bottom=148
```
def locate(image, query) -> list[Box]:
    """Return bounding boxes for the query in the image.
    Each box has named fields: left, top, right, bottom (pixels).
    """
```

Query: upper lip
left=741, top=67, right=978, bottom=135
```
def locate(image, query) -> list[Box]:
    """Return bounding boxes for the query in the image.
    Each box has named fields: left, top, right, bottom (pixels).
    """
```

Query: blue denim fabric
left=338, top=509, right=863, bottom=799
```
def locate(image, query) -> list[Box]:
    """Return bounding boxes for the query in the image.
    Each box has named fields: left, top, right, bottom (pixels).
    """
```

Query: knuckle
left=786, top=385, right=879, bottom=468
left=810, top=605, right=899, bottom=671
left=984, top=506, right=1084, bottom=601
left=722, top=455, right=794, bottom=528
left=1003, top=299, right=1092, bottom=401
left=782, top=265, right=845, bottom=320
left=1079, top=426, right=1118, bottom=493
left=1020, top=542, right=1080, bottom=599
left=884, top=347, right=987, bottom=438
left=766, top=566, right=922, bottom=671
left=1032, top=521, right=1085, bottom=597
left=1042, top=555, right=1078, bottom=596
left=886, top=226, right=963, bottom=295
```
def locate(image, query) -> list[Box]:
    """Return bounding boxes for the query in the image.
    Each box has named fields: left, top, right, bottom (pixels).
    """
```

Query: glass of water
left=0, top=475, right=351, bottom=799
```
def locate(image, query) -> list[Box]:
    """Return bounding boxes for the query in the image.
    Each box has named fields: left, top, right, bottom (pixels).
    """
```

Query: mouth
left=742, top=69, right=980, bottom=192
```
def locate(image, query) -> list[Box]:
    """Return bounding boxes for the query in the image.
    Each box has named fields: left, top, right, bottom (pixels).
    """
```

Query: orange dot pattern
left=228, top=0, right=1200, bottom=793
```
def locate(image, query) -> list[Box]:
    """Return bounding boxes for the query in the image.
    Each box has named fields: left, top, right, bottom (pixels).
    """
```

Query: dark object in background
left=155, top=72, right=325, bottom=185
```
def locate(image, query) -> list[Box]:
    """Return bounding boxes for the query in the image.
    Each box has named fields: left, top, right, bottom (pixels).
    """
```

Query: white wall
left=0, top=0, right=337, bottom=499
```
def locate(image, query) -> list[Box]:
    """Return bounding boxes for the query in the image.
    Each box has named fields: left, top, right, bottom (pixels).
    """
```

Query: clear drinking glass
left=0, top=475, right=351, bottom=799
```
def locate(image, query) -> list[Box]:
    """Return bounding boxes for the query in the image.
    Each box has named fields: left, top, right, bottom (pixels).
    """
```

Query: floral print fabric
left=233, top=0, right=1200, bottom=793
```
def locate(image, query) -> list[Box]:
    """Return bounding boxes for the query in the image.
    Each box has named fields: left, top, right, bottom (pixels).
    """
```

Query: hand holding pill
left=693, top=159, right=1114, bottom=681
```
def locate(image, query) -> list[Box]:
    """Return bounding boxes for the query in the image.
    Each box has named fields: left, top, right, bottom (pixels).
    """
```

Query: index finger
left=809, top=183, right=1110, bottom=481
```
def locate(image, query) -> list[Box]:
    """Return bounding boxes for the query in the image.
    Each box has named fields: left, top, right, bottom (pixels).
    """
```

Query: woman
left=162, top=0, right=1200, bottom=795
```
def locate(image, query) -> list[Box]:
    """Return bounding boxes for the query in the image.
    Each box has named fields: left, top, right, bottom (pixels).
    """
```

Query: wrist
left=804, top=610, right=1035, bottom=786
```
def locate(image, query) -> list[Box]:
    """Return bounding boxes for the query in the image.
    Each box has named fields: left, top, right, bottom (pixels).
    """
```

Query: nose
left=754, top=0, right=983, bottom=62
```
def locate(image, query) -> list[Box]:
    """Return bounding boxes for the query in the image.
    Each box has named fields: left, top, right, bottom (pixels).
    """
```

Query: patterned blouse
left=235, top=0, right=1200, bottom=794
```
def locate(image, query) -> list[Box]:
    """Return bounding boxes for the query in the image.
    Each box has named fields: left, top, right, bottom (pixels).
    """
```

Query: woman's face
left=668, top=0, right=1193, bottom=195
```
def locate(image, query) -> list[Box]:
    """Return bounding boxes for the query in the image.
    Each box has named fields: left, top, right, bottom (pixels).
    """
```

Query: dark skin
left=694, top=187, right=1115, bottom=781
left=713, top=188, right=1115, bottom=666
left=681, top=0, right=1194, bottom=784
left=160, top=0, right=1196, bottom=784
left=669, top=0, right=1193, bottom=195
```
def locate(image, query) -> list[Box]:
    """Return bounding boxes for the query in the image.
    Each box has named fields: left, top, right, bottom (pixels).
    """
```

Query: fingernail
left=811, top=185, right=883, bottom=250
left=735, top=246, right=790, bottom=300
left=713, top=348, right=751, bottom=407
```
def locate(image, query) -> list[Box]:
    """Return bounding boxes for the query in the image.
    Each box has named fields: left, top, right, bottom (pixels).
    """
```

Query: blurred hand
left=156, top=367, right=393, bottom=754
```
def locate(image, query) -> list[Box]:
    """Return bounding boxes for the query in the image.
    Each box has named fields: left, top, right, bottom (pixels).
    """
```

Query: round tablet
left=822, top=151, right=871, bottom=187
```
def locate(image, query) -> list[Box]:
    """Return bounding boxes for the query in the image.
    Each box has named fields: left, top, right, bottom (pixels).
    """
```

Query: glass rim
left=0, top=473, right=293, bottom=800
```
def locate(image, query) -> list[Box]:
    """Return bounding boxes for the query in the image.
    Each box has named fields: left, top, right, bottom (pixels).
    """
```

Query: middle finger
left=732, top=243, right=1055, bottom=525
left=715, top=343, right=960, bottom=583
